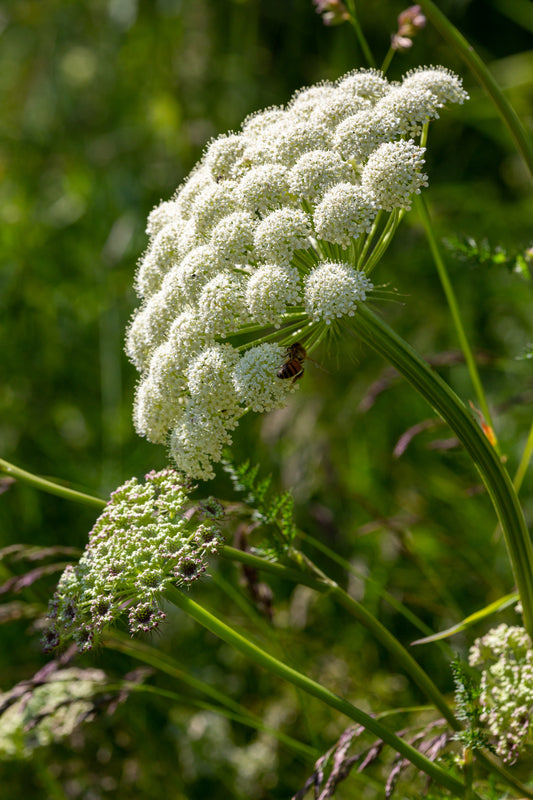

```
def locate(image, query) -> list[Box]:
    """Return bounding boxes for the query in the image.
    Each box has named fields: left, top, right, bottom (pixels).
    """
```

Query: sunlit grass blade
left=412, top=592, right=519, bottom=645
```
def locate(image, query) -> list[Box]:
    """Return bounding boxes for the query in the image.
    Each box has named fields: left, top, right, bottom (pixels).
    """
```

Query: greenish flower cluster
left=469, top=623, right=533, bottom=762
left=0, top=668, right=107, bottom=760
left=44, top=469, right=224, bottom=652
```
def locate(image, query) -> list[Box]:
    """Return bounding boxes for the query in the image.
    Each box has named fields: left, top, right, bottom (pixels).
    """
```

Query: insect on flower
left=277, top=342, right=308, bottom=384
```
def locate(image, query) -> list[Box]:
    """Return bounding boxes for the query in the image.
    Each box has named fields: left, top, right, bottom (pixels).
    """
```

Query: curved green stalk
left=414, top=194, right=497, bottom=447
left=362, top=208, right=405, bottom=275
left=102, top=634, right=315, bottom=759
left=514, top=422, right=533, bottom=493
left=350, top=304, right=533, bottom=637
left=166, top=585, right=476, bottom=798
left=357, top=210, right=384, bottom=269
left=298, top=529, right=448, bottom=646
left=417, top=0, right=533, bottom=181
left=220, top=545, right=458, bottom=729
left=211, top=569, right=320, bottom=749
left=0, top=457, right=106, bottom=509
left=219, top=547, right=533, bottom=796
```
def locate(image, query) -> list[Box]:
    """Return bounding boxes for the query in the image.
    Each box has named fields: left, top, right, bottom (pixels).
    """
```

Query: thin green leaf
left=412, top=593, right=519, bottom=645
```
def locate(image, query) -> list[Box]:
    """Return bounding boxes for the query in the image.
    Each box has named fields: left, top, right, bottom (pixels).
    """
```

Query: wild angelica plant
left=2, top=3, right=533, bottom=797
left=123, top=58, right=533, bottom=644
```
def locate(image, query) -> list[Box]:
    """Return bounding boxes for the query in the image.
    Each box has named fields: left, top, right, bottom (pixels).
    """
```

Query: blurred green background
left=0, top=0, right=532, bottom=797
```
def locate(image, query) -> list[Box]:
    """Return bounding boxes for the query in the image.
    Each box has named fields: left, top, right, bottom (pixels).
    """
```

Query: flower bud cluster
left=469, top=624, right=533, bottom=762
left=43, top=469, right=224, bottom=652
left=126, top=67, right=468, bottom=480
left=391, top=5, right=426, bottom=52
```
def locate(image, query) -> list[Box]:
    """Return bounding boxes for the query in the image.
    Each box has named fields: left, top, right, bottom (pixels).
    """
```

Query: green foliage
left=443, top=234, right=532, bottom=279
left=222, top=456, right=298, bottom=552
left=1, top=0, right=533, bottom=798
left=451, top=660, right=493, bottom=754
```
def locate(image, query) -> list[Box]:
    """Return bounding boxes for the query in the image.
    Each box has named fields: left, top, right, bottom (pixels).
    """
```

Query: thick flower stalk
left=125, top=67, right=468, bottom=480
left=469, top=624, right=533, bottom=763
left=43, top=469, right=224, bottom=652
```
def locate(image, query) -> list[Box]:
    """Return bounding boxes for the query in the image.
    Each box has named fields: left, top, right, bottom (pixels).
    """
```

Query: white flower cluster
left=44, top=469, right=224, bottom=651
left=469, top=624, right=533, bottom=762
left=126, top=67, right=468, bottom=479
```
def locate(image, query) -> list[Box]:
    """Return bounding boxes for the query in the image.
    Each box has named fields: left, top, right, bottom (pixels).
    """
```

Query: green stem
left=166, top=586, right=475, bottom=798
left=417, top=0, right=533, bottom=181
left=220, top=545, right=458, bottom=729
left=351, top=304, right=533, bottom=637
left=299, top=529, right=451, bottom=647
left=363, top=209, right=405, bottom=275
left=380, top=46, right=395, bottom=75
left=0, top=458, right=106, bottom=509
left=357, top=210, right=384, bottom=270
left=514, top=422, right=533, bottom=493
left=345, top=0, right=376, bottom=68
left=102, top=633, right=315, bottom=759
left=414, top=194, right=497, bottom=446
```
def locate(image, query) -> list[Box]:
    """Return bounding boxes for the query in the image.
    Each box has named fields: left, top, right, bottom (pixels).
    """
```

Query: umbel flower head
left=469, top=624, right=533, bottom=763
left=125, top=66, right=468, bottom=480
left=44, top=469, right=224, bottom=652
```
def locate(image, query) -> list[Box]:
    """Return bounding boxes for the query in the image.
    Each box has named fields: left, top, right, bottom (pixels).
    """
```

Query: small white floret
left=146, top=200, right=183, bottom=239
left=304, top=261, right=373, bottom=324
left=233, top=343, right=294, bottom=412
left=204, top=133, right=249, bottom=181
left=210, top=211, right=256, bottom=266
left=169, top=406, right=237, bottom=481
left=288, top=149, right=356, bottom=204
left=169, top=245, right=221, bottom=304
left=133, top=377, right=173, bottom=444
left=362, top=139, right=428, bottom=211
left=288, top=82, right=335, bottom=119
left=333, top=108, right=399, bottom=164
left=125, top=306, right=156, bottom=373
left=236, top=164, right=292, bottom=216
left=336, top=69, right=391, bottom=102
left=135, top=219, right=199, bottom=299
left=375, top=85, right=440, bottom=136
left=241, top=106, right=286, bottom=135
left=198, top=272, right=248, bottom=337
left=311, top=89, right=372, bottom=131
left=402, top=66, right=469, bottom=107
left=173, top=165, right=214, bottom=219
left=314, top=183, right=377, bottom=247
left=185, top=343, right=241, bottom=415
left=192, top=181, right=237, bottom=236
left=254, top=208, right=312, bottom=264
left=270, top=119, right=331, bottom=166
left=245, top=265, right=302, bottom=326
